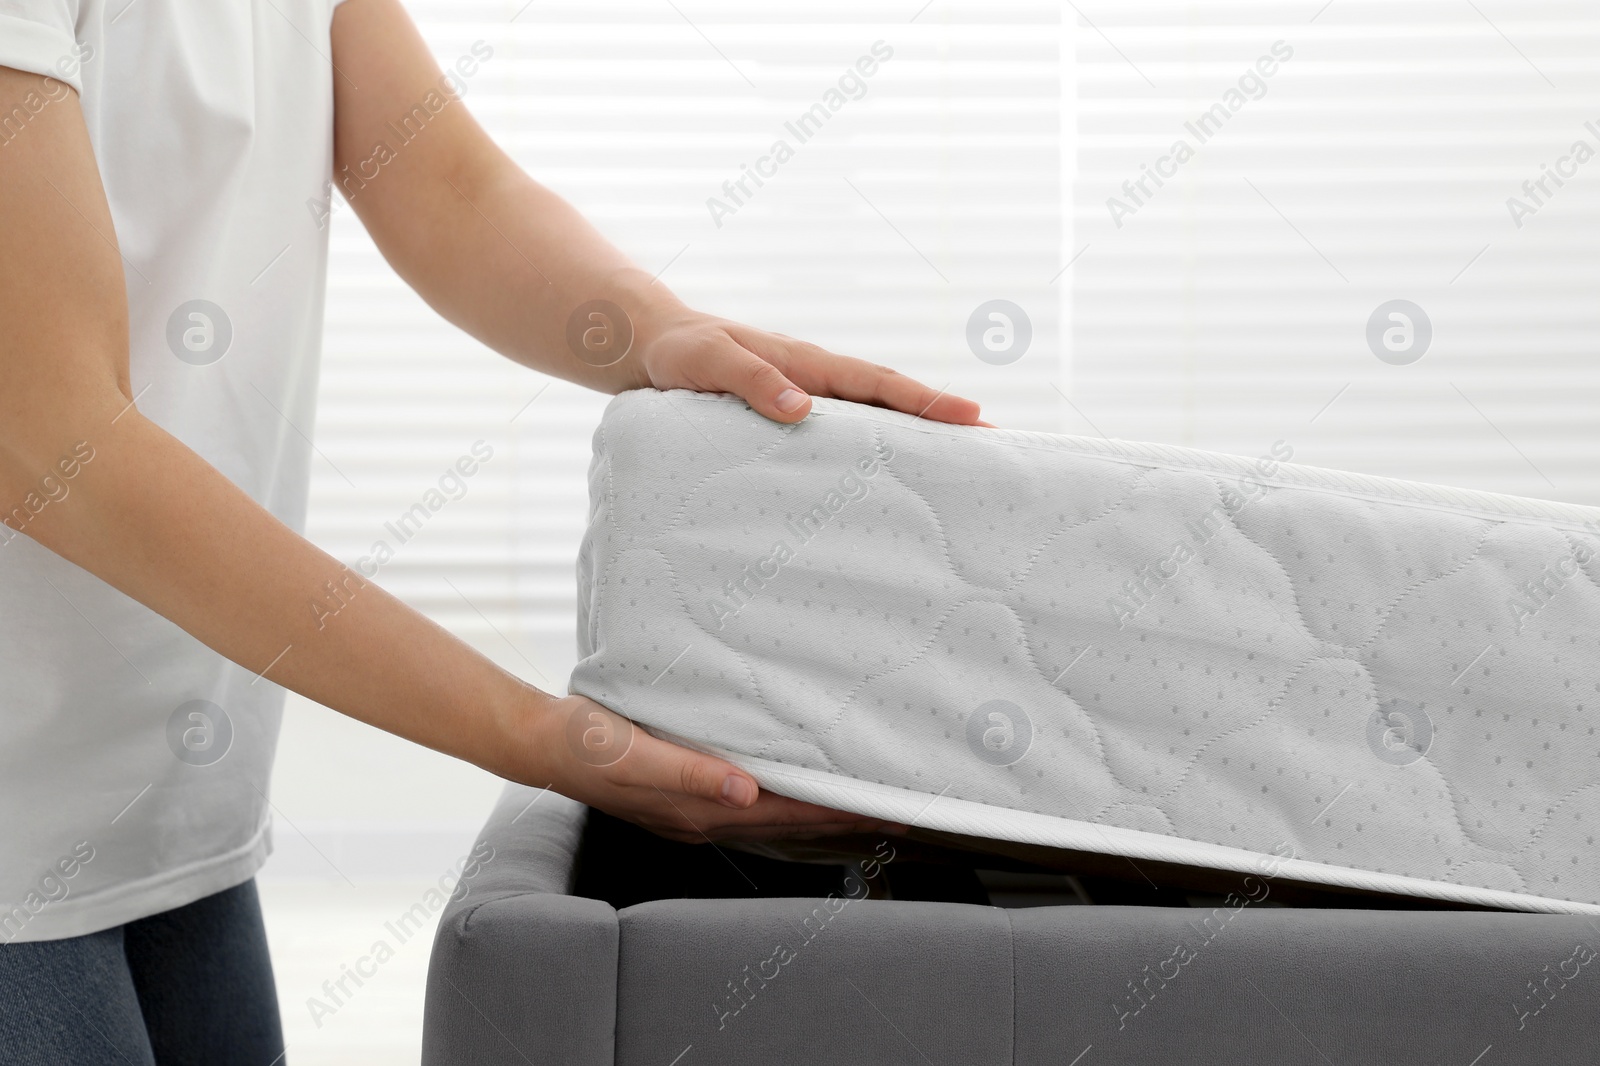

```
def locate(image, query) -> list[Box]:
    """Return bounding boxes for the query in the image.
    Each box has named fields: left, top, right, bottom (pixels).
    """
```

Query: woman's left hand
left=628, top=307, right=988, bottom=426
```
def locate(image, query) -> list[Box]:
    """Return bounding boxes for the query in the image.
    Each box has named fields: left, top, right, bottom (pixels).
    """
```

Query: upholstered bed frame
left=423, top=784, right=1598, bottom=1065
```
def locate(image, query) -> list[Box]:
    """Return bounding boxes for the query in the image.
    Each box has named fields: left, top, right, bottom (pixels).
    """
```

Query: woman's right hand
left=527, top=694, right=896, bottom=844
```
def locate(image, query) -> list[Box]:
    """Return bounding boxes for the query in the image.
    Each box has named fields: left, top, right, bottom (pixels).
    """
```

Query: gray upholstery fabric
left=616, top=898, right=1015, bottom=1065
left=426, top=784, right=1600, bottom=1065
left=422, top=785, right=617, bottom=1066
left=1009, top=906, right=1600, bottom=1064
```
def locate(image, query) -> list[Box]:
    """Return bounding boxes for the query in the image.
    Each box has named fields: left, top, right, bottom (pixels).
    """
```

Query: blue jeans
left=0, top=880, right=284, bottom=1065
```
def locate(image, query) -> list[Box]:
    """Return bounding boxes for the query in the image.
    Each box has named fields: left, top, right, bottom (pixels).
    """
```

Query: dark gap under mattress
left=571, top=809, right=1491, bottom=912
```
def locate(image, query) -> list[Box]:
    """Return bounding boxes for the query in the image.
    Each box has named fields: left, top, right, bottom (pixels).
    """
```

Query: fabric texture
left=424, top=778, right=1600, bottom=1066
left=571, top=389, right=1600, bottom=913
left=423, top=786, right=618, bottom=1066
left=0, top=0, right=345, bottom=940
left=0, top=880, right=284, bottom=1064
left=0, top=1, right=84, bottom=91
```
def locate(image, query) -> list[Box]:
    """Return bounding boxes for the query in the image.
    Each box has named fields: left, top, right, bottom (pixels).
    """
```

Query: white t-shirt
left=0, top=0, right=344, bottom=941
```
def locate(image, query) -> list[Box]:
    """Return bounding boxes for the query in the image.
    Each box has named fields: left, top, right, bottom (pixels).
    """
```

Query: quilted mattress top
left=571, top=389, right=1600, bottom=913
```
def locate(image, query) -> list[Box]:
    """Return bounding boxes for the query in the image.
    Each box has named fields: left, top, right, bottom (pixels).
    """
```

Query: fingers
left=549, top=697, right=895, bottom=843
left=645, top=803, right=895, bottom=844
left=692, top=332, right=813, bottom=423
left=628, top=742, right=855, bottom=828
left=617, top=726, right=760, bottom=809
left=728, top=326, right=983, bottom=426
left=651, top=790, right=888, bottom=842
left=613, top=734, right=887, bottom=839
left=624, top=788, right=888, bottom=843
left=713, top=790, right=875, bottom=827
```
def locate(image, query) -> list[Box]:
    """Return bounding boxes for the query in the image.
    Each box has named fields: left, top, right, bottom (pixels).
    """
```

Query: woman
left=0, top=1, right=982, bottom=1060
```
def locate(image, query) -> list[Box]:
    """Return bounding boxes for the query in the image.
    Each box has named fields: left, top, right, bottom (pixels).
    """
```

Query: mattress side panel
left=569, top=390, right=1600, bottom=909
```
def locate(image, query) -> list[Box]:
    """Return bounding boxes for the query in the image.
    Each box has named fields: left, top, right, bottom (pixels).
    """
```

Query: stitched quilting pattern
left=571, top=391, right=1600, bottom=907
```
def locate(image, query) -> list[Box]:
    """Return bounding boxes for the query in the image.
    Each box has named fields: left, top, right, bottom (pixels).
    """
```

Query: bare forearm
left=328, top=0, right=986, bottom=431
left=330, top=0, right=674, bottom=392
left=365, top=155, right=674, bottom=392
left=7, top=408, right=540, bottom=781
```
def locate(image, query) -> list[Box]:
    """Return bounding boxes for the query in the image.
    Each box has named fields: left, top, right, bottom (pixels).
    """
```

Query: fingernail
left=775, top=388, right=808, bottom=413
left=721, top=775, right=757, bottom=807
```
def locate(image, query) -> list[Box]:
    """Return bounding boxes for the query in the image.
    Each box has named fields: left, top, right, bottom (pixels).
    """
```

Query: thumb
left=703, top=337, right=811, bottom=423
left=656, top=739, right=760, bottom=809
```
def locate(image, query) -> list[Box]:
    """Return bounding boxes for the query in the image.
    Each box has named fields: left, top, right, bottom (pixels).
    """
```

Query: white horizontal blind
left=308, top=1, right=1065, bottom=670
left=1071, top=0, right=1600, bottom=504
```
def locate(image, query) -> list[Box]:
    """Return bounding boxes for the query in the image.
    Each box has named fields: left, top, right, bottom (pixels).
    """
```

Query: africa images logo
left=166, top=700, right=233, bottom=766
left=1366, top=698, right=1433, bottom=767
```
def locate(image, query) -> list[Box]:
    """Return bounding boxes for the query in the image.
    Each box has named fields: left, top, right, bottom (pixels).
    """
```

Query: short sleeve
left=0, top=0, right=86, bottom=93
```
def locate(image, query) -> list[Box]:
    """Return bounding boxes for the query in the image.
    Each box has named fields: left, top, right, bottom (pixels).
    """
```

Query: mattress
left=571, top=389, right=1600, bottom=914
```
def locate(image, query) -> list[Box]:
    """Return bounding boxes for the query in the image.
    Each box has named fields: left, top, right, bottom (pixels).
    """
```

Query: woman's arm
left=327, top=0, right=984, bottom=427
left=0, top=64, right=888, bottom=843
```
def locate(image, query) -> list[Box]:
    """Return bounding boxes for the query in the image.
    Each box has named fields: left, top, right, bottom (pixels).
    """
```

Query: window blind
left=310, top=0, right=1067, bottom=672
left=1072, top=0, right=1600, bottom=505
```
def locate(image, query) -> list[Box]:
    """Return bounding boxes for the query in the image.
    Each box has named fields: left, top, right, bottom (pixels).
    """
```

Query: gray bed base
left=423, top=783, right=1599, bottom=1065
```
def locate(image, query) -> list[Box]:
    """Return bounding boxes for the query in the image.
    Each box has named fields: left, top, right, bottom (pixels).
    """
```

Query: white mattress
left=571, top=389, right=1600, bottom=913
